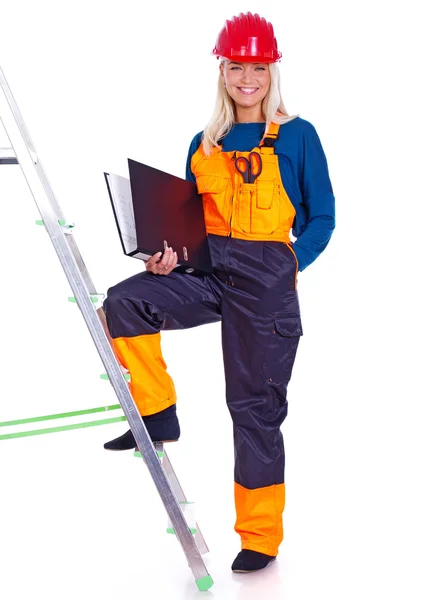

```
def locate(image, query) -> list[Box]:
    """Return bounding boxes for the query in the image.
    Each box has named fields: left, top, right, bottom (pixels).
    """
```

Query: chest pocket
left=237, top=179, right=281, bottom=235
left=196, top=174, right=230, bottom=230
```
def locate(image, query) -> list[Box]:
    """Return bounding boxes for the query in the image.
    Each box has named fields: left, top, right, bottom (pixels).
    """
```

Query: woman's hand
left=145, top=245, right=178, bottom=275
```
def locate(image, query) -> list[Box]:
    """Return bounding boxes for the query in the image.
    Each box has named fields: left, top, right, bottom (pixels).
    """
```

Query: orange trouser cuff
left=234, top=481, right=285, bottom=556
left=112, top=332, right=176, bottom=416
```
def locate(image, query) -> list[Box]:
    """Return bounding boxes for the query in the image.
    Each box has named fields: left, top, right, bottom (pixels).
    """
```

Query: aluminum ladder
left=0, top=64, right=213, bottom=592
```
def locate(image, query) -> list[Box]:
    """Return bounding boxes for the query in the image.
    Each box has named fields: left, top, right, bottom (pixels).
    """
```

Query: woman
left=103, top=12, right=335, bottom=573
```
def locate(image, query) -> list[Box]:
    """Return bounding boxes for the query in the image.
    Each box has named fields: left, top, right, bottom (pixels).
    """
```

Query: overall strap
left=259, top=123, right=280, bottom=154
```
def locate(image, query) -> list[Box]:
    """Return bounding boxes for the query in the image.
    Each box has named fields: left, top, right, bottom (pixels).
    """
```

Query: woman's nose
left=241, top=68, right=253, bottom=83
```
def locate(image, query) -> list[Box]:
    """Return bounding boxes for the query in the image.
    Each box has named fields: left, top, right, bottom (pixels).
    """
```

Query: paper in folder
left=104, top=159, right=213, bottom=274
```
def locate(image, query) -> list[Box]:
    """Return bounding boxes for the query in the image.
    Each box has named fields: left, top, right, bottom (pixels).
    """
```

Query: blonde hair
left=202, top=60, right=299, bottom=155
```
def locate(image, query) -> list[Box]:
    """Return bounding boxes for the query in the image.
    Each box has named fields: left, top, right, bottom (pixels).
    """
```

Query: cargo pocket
left=196, top=175, right=229, bottom=230
left=262, top=313, right=303, bottom=384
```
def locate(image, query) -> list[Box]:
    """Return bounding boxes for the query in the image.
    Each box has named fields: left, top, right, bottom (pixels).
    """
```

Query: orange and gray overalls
left=104, top=121, right=333, bottom=556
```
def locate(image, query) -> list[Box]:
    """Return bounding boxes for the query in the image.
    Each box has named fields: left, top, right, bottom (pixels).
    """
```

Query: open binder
left=104, top=159, right=213, bottom=274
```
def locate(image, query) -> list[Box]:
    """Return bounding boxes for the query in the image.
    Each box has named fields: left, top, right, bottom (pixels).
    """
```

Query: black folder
left=104, top=159, right=213, bottom=275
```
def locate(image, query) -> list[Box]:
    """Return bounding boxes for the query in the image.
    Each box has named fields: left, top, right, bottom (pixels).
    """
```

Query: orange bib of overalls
left=190, top=123, right=297, bottom=245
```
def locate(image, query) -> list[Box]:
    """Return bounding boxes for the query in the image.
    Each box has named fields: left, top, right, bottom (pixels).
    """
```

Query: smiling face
left=221, top=61, right=271, bottom=120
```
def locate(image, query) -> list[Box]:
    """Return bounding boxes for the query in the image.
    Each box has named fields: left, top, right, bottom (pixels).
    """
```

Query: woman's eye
left=230, top=66, right=241, bottom=70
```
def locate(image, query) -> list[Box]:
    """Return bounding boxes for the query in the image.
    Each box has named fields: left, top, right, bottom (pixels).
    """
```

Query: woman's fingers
left=158, top=246, right=172, bottom=270
left=146, top=247, right=177, bottom=275
left=145, top=251, right=163, bottom=272
left=159, top=248, right=177, bottom=274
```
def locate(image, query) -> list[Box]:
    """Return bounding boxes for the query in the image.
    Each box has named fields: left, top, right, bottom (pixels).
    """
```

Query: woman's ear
left=219, top=64, right=227, bottom=88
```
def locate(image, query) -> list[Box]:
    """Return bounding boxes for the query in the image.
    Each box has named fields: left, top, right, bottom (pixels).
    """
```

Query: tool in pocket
left=235, top=152, right=262, bottom=183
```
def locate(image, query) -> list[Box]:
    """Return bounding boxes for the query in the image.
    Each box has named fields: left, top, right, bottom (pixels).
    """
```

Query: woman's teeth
left=238, top=88, right=258, bottom=95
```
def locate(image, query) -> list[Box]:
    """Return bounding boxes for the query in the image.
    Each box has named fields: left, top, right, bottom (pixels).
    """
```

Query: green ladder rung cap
left=166, top=527, right=197, bottom=535
left=134, top=449, right=164, bottom=459
left=195, top=575, right=214, bottom=592
left=100, top=373, right=131, bottom=382
left=36, top=219, right=71, bottom=227
left=68, top=296, right=99, bottom=304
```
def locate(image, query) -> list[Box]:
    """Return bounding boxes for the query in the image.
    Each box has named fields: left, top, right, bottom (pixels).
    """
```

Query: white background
left=0, top=0, right=430, bottom=598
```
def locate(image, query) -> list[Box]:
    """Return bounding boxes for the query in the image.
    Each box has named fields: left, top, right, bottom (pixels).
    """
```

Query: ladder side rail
left=163, top=448, right=210, bottom=555
left=0, top=67, right=210, bottom=585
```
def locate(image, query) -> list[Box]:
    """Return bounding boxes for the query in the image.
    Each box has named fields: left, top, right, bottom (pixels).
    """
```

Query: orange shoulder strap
left=259, top=122, right=280, bottom=153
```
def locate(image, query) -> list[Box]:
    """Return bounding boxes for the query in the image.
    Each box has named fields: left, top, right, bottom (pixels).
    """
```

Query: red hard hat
left=212, top=12, right=281, bottom=63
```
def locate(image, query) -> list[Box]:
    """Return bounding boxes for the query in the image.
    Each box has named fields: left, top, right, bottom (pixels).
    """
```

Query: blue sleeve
left=185, top=131, right=204, bottom=182
left=292, top=124, right=336, bottom=271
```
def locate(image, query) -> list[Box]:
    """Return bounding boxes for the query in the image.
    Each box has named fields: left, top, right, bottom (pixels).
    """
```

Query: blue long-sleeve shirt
left=185, top=117, right=335, bottom=271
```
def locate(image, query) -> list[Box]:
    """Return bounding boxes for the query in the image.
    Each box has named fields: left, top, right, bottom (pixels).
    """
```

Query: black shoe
left=231, top=550, right=276, bottom=573
left=104, top=404, right=180, bottom=451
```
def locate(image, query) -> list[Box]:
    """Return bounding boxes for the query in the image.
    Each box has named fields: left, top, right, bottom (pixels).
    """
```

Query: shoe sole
left=104, top=439, right=179, bottom=452
left=133, top=439, right=179, bottom=450
left=232, top=557, right=276, bottom=573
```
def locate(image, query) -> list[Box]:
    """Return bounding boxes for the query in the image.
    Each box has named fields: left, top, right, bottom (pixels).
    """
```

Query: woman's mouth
left=237, top=87, right=259, bottom=95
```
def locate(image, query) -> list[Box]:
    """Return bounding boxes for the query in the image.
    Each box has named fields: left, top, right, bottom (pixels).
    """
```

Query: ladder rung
left=0, top=150, right=18, bottom=164
left=135, top=448, right=164, bottom=459
left=0, top=147, right=37, bottom=163
left=0, top=147, right=16, bottom=159
left=0, top=404, right=122, bottom=427
left=36, top=219, right=75, bottom=229
left=101, top=373, right=131, bottom=382
left=0, top=416, right=127, bottom=440
left=167, top=527, right=197, bottom=535
left=68, top=295, right=104, bottom=304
